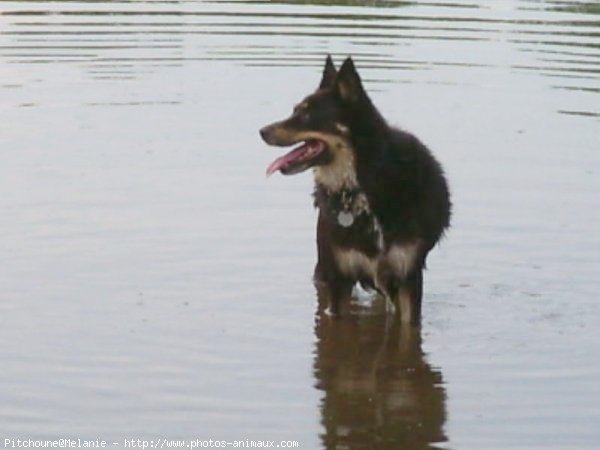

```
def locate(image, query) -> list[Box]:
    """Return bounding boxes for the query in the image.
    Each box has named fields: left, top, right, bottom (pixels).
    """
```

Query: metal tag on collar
left=337, top=210, right=354, bottom=227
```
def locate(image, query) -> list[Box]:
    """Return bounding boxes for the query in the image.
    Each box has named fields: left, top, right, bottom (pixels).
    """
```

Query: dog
left=260, top=56, right=451, bottom=324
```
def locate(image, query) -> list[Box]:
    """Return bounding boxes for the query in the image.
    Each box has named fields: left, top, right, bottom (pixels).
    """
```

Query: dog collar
left=336, top=189, right=358, bottom=227
left=337, top=210, right=354, bottom=227
left=314, top=185, right=368, bottom=228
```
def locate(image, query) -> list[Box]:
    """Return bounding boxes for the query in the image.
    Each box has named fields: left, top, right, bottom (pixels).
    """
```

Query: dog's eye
left=294, top=103, right=311, bottom=121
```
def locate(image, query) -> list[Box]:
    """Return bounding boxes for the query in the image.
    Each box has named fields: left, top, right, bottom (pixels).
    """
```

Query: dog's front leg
left=314, top=277, right=354, bottom=315
left=314, top=211, right=354, bottom=315
left=314, top=244, right=353, bottom=315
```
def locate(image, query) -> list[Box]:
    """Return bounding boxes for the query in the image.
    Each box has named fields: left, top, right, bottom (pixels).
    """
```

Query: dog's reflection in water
left=313, top=292, right=447, bottom=450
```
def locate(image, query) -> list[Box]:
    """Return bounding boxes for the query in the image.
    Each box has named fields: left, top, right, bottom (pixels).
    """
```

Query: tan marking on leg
left=333, top=247, right=378, bottom=280
left=385, top=240, right=422, bottom=279
left=395, top=287, right=413, bottom=324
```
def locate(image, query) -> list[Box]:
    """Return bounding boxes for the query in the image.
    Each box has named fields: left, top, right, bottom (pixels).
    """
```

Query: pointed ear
left=334, top=57, right=365, bottom=103
left=319, top=55, right=337, bottom=89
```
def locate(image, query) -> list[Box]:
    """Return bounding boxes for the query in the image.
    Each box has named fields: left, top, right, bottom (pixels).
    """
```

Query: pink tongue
left=266, top=142, right=312, bottom=176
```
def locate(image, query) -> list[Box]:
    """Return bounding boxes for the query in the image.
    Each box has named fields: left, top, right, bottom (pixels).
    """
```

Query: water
left=0, top=0, right=599, bottom=448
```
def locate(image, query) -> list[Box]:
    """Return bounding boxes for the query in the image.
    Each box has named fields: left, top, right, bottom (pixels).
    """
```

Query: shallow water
left=0, top=0, right=599, bottom=448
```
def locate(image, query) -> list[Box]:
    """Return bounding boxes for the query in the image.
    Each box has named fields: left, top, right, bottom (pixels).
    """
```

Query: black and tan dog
left=260, top=56, right=451, bottom=324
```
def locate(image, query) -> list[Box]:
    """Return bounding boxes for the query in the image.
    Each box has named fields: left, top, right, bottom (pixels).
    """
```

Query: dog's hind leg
left=377, top=241, right=425, bottom=324
left=412, top=269, right=423, bottom=321
left=377, top=265, right=423, bottom=325
left=395, top=269, right=423, bottom=325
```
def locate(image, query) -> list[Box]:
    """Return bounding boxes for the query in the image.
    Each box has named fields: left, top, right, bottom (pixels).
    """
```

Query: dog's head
left=260, top=56, right=373, bottom=186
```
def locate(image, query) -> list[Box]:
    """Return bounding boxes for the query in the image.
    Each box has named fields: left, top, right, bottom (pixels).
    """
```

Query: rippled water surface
left=1, top=1, right=599, bottom=448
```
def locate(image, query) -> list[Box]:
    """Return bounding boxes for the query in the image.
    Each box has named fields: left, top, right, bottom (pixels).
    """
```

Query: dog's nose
left=259, top=126, right=269, bottom=142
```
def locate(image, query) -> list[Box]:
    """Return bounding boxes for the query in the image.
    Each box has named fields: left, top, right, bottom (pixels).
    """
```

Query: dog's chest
left=315, top=185, right=384, bottom=275
left=314, top=184, right=421, bottom=281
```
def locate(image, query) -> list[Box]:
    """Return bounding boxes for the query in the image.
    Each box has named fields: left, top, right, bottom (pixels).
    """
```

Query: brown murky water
left=1, top=1, right=599, bottom=449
